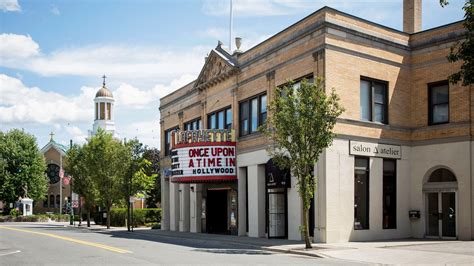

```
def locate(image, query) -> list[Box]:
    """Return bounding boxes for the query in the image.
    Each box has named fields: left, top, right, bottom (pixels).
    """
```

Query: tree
left=260, top=78, right=343, bottom=248
left=87, top=129, right=129, bottom=229
left=440, top=0, right=473, bottom=85
left=143, top=148, right=161, bottom=208
left=124, top=139, right=156, bottom=231
left=0, top=129, right=47, bottom=210
left=65, top=143, right=98, bottom=227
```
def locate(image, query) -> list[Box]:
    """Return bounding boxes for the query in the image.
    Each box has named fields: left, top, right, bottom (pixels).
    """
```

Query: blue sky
left=0, top=0, right=465, bottom=149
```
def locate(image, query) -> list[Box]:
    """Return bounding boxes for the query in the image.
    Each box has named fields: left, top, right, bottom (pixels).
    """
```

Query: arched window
left=56, top=195, right=60, bottom=207
left=50, top=195, right=54, bottom=208
left=428, top=168, right=457, bottom=183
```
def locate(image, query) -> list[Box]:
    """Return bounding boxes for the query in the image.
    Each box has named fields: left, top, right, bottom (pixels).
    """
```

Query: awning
left=171, top=175, right=237, bottom=183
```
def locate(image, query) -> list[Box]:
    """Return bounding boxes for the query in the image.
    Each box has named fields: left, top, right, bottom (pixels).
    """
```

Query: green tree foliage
left=143, top=148, right=161, bottom=208
left=87, top=129, right=130, bottom=229
left=125, top=139, right=156, bottom=201
left=65, top=144, right=98, bottom=226
left=260, top=78, right=343, bottom=248
left=0, top=129, right=48, bottom=207
left=124, top=139, right=156, bottom=231
left=441, top=0, right=474, bottom=85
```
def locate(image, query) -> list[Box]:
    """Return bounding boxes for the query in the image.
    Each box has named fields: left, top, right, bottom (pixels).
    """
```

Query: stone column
left=179, top=184, right=190, bottom=232
left=237, top=167, right=247, bottom=236
left=247, top=165, right=266, bottom=237
left=288, top=173, right=303, bottom=241
left=169, top=181, right=180, bottom=231
left=161, top=174, right=170, bottom=231
left=190, top=184, right=202, bottom=233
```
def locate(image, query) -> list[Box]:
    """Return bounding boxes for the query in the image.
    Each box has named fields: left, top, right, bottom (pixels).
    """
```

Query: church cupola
left=91, top=75, right=116, bottom=136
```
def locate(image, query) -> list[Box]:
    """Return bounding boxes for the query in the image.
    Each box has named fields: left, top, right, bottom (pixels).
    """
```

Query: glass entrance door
left=268, top=192, right=286, bottom=238
left=426, top=192, right=456, bottom=238
left=441, top=192, right=456, bottom=237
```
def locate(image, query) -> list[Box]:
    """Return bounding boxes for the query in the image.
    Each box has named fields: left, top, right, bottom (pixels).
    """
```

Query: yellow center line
left=0, top=226, right=132, bottom=254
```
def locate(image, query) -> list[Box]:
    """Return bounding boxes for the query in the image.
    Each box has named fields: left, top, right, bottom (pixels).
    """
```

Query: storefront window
left=354, top=157, right=369, bottom=230
left=383, top=159, right=396, bottom=229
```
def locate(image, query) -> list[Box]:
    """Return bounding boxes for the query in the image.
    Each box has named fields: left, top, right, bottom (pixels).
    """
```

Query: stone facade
left=160, top=6, right=473, bottom=242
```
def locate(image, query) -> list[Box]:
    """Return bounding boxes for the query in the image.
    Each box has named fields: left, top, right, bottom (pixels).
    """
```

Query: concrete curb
left=261, top=246, right=329, bottom=259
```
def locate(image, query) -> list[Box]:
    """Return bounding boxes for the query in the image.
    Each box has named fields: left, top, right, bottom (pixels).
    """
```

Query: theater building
left=160, top=2, right=473, bottom=242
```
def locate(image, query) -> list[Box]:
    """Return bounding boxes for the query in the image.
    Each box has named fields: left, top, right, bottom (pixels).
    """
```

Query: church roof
left=40, top=139, right=69, bottom=156
left=95, top=85, right=114, bottom=98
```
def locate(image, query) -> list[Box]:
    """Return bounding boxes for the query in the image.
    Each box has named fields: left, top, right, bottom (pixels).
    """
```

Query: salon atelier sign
left=349, top=140, right=401, bottom=159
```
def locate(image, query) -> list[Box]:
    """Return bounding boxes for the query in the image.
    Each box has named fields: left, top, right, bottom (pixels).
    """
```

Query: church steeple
left=91, top=75, right=116, bottom=136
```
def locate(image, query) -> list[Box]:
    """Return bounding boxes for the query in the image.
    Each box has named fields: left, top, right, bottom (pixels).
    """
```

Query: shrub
left=9, top=209, right=20, bottom=217
left=151, top=223, right=161, bottom=229
left=109, top=208, right=161, bottom=227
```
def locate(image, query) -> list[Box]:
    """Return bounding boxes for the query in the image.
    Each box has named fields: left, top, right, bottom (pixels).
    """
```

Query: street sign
left=72, top=200, right=79, bottom=208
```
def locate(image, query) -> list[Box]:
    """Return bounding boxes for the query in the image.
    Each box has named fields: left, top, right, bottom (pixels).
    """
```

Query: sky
left=0, top=0, right=466, bottom=150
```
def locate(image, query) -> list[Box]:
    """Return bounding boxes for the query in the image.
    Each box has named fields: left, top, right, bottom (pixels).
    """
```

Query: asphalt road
left=0, top=223, right=359, bottom=265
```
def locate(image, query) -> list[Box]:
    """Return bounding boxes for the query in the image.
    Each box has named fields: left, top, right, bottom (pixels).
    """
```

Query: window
left=383, top=159, right=396, bottom=229
left=428, top=82, right=449, bottom=125
left=107, top=103, right=111, bottom=120
left=279, top=75, right=314, bottom=97
left=50, top=195, right=54, bottom=208
left=208, top=107, right=232, bottom=129
left=428, top=168, right=456, bottom=183
left=43, top=195, right=48, bottom=207
left=164, top=127, right=179, bottom=156
left=354, top=157, right=369, bottom=230
left=184, top=118, right=201, bottom=131
left=360, top=78, right=388, bottom=124
left=100, top=102, right=105, bottom=120
left=239, top=94, right=267, bottom=136
left=56, top=195, right=60, bottom=207
left=95, top=103, right=98, bottom=120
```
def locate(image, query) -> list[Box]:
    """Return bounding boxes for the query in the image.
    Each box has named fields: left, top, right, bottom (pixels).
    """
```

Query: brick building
left=160, top=1, right=473, bottom=242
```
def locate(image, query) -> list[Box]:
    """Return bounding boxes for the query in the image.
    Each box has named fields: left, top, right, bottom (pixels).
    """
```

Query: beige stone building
left=160, top=1, right=473, bottom=242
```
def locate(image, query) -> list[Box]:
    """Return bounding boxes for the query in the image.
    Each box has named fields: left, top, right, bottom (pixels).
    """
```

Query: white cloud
left=119, top=120, right=160, bottom=149
left=0, top=0, right=21, bottom=12
left=0, top=34, right=40, bottom=62
left=65, top=125, right=87, bottom=143
left=0, top=74, right=95, bottom=124
left=0, top=33, right=207, bottom=85
left=111, top=74, right=194, bottom=109
left=50, top=5, right=60, bottom=15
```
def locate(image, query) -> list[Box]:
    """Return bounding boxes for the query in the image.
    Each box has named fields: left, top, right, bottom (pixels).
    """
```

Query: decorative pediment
left=194, top=43, right=238, bottom=90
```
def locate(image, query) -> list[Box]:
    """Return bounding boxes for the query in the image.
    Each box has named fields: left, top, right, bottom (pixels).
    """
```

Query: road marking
left=0, top=226, right=132, bottom=254
left=0, top=250, right=21, bottom=257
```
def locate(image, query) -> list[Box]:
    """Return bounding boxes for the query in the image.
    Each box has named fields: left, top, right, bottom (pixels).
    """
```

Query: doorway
left=426, top=192, right=457, bottom=238
left=267, top=190, right=287, bottom=238
left=206, top=189, right=228, bottom=234
left=424, top=168, right=458, bottom=239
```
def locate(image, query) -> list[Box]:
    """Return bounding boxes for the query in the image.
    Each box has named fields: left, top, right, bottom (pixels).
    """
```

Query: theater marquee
left=170, top=129, right=237, bottom=183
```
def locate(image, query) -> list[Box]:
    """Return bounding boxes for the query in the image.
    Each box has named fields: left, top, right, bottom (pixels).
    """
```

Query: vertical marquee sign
left=171, top=129, right=237, bottom=183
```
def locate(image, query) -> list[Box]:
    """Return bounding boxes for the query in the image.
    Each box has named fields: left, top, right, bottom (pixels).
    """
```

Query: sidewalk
left=66, top=223, right=474, bottom=265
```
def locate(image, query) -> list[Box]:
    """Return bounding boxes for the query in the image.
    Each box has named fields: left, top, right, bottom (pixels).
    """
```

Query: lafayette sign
left=171, top=129, right=237, bottom=183
left=349, top=140, right=401, bottom=159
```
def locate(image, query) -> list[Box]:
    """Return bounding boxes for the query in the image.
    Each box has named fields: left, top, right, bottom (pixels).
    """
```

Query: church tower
left=91, top=75, right=115, bottom=136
